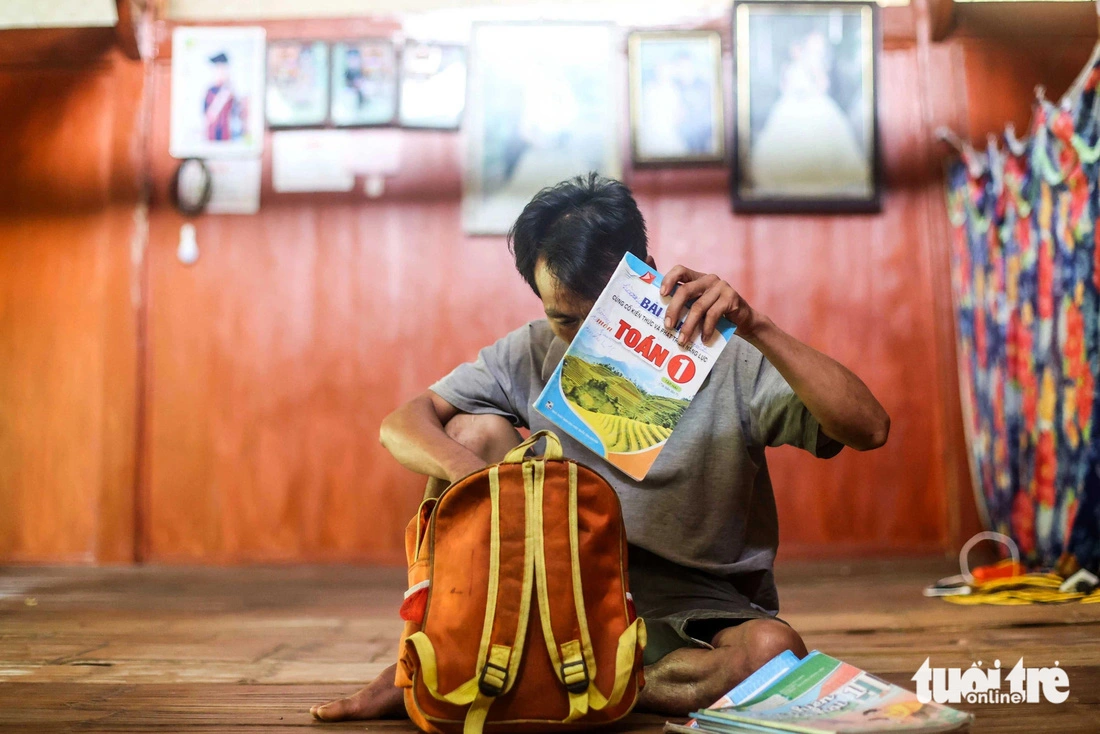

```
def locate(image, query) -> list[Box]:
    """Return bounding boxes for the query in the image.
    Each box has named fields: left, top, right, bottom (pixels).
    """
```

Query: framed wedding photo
left=732, top=1, right=882, bottom=213
left=628, top=30, right=725, bottom=165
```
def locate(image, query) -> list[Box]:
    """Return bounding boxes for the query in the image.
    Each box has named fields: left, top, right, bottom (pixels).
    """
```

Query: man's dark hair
left=508, top=173, right=648, bottom=303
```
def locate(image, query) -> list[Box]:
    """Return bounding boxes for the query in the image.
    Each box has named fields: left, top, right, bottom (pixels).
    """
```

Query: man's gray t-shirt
left=430, top=319, right=841, bottom=617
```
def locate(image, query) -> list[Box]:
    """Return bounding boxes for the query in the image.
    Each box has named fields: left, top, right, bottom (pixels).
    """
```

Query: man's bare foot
left=310, top=663, right=407, bottom=722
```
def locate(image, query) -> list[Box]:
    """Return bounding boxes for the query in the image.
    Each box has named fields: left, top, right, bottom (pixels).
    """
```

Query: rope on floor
left=943, top=572, right=1100, bottom=606
left=924, top=531, right=1100, bottom=605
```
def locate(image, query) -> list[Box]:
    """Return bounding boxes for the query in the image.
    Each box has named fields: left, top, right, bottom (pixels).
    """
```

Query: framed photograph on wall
left=266, top=40, right=329, bottom=127
left=732, top=1, right=881, bottom=213
left=464, top=23, right=622, bottom=234
left=330, top=40, right=398, bottom=127
left=628, top=30, right=725, bottom=165
left=170, top=26, right=266, bottom=158
left=399, top=42, right=467, bottom=130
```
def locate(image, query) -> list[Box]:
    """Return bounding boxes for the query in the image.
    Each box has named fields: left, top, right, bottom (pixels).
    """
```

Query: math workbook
left=533, top=253, right=735, bottom=480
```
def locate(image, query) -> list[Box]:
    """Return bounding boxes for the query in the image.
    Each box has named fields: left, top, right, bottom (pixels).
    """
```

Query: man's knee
left=443, top=413, right=522, bottom=463
left=734, top=619, right=807, bottom=669
left=638, top=619, right=806, bottom=716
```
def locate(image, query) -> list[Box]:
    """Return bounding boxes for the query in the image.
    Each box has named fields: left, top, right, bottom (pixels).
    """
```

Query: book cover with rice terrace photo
left=534, top=253, right=735, bottom=480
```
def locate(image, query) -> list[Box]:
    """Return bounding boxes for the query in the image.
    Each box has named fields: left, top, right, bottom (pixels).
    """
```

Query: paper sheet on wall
left=272, top=130, right=355, bottom=193
left=345, top=129, right=404, bottom=175
left=206, top=159, right=262, bottom=214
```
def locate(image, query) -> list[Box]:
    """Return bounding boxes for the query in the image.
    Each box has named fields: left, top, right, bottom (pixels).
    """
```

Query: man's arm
left=661, top=265, right=890, bottom=452
left=739, top=316, right=889, bottom=451
left=379, top=391, right=489, bottom=482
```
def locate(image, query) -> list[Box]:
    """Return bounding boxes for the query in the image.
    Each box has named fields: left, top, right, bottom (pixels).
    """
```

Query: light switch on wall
left=178, top=223, right=199, bottom=265
left=364, top=174, right=385, bottom=199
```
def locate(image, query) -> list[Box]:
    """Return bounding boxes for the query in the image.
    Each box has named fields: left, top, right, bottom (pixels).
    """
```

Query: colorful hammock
left=946, top=57, right=1100, bottom=576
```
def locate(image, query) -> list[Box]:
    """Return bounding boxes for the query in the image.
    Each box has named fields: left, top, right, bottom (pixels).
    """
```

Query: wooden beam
left=954, top=1, right=1097, bottom=38
left=0, top=28, right=116, bottom=68
left=929, top=0, right=956, bottom=41
left=115, top=0, right=141, bottom=60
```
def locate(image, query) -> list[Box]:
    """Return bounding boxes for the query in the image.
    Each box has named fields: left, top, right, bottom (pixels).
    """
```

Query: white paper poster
left=346, top=129, right=404, bottom=175
left=272, top=130, right=355, bottom=193
left=206, top=159, right=262, bottom=214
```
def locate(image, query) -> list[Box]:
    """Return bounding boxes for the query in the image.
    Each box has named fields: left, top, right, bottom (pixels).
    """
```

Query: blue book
left=532, top=253, right=736, bottom=480
left=727, top=650, right=804, bottom=705
left=684, top=651, right=972, bottom=733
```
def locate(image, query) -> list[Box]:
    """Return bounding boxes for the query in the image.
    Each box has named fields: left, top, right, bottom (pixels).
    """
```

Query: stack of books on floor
left=665, top=650, right=973, bottom=733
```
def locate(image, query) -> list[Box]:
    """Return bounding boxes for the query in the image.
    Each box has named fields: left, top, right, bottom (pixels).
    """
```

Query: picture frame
left=731, top=1, right=882, bottom=213
left=170, top=26, right=266, bottom=159
left=398, top=42, right=467, bottom=130
left=330, top=39, right=398, bottom=127
left=266, top=40, right=329, bottom=128
left=464, top=22, right=623, bottom=235
left=628, top=30, right=725, bottom=165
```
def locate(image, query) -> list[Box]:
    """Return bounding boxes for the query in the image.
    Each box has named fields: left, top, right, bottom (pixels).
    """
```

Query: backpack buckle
left=561, top=656, right=589, bottom=694
left=478, top=660, right=508, bottom=697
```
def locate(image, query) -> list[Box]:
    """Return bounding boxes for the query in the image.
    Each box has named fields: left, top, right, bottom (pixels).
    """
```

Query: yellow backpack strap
left=402, top=466, right=505, bottom=708
left=403, top=632, right=480, bottom=705
left=509, top=456, right=625, bottom=726
left=403, top=463, right=536, bottom=729
left=560, top=461, right=593, bottom=720
left=462, top=462, right=538, bottom=734
left=562, top=461, right=647, bottom=716
left=526, top=459, right=589, bottom=722
left=586, top=619, right=646, bottom=711
left=474, top=466, right=505, bottom=687
left=529, top=458, right=572, bottom=706
left=502, top=430, right=563, bottom=463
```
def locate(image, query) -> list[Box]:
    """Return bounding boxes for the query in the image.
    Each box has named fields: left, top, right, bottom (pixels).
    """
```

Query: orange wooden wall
left=1, top=5, right=1095, bottom=564
left=0, top=31, right=144, bottom=563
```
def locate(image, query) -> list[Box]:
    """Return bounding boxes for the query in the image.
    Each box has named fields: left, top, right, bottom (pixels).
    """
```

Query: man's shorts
left=627, top=545, right=783, bottom=666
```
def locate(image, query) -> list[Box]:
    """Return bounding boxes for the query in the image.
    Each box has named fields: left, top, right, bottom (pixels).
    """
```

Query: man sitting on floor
left=312, top=173, right=890, bottom=720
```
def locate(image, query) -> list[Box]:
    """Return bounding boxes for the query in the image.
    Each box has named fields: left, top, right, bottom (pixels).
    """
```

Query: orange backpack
left=395, top=430, right=647, bottom=734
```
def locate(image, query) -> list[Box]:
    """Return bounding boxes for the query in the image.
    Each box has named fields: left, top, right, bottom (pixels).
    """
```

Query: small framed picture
left=266, top=40, right=329, bottom=127
left=732, top=1, right=882, bottom=213
left=628, top=30, right=725, bottom=165
left=398, top=42, right=467, bottom=130
left=330, top=40, right=398, bottom=127
left=170, top=26, right=266, bottom=158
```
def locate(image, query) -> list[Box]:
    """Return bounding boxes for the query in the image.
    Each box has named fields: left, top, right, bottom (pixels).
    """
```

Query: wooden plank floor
left=1, top=560, right=1097, bottom=732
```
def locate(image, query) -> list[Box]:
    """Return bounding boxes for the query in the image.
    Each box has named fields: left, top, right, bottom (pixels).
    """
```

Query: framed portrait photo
left=170, top=26, right=266, bottom=158
left=628, top=30, right=725, bottom=165
left=266, top=40, right=329, bottom=127
left=732, top=1, right=881, bottom=213
left=330, top=40, right=398, bottom=127
left=398, top=42, right=467, bottom=130
left=464, top=23, right=622, bottom=235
